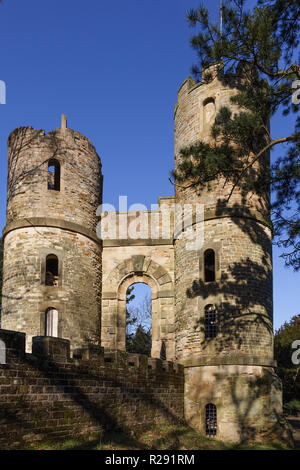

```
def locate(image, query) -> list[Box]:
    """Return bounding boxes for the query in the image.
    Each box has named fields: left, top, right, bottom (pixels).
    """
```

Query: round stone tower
left=1, top=117, right=102, bottom=351
left=174, top=65, right=286, bottom=443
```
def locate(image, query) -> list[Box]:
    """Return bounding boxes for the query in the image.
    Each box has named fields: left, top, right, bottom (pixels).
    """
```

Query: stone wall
left=174, top=72, right=270, bottom=213
left=184, top=364, right=291, bottom=444
left=0, top=330, right=184, bottom=450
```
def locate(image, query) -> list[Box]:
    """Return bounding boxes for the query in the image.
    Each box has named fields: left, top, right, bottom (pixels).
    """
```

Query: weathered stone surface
left=184, top=365, right=292, bottom=445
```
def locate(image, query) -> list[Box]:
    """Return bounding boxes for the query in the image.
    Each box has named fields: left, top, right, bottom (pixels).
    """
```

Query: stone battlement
left=0, top=329, right=184, bottom=449
left=0, top=329, right=183, bottom=373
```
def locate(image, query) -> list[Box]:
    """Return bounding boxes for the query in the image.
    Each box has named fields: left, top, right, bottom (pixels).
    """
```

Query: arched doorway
left=117, top=272, right=160, bottom=357
left=101, top=256, right=175, bottom=360
left=126, top=283, right=152, bottom=356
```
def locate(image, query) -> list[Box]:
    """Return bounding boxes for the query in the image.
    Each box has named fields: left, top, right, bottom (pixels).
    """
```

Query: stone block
left=72, top=344, right=104, bottom=362
left=0, top=329, right=26, bottom=362
left=32, top=336, right=70, bottom=362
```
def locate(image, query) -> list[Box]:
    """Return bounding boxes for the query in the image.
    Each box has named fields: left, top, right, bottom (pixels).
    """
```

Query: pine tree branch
left=226, top=134, right=297, bottom=201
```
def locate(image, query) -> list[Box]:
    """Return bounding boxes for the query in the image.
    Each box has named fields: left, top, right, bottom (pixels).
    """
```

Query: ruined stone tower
left=1, top=118, right=102, bottom=351
left=173, top=64, right=283, bottom=441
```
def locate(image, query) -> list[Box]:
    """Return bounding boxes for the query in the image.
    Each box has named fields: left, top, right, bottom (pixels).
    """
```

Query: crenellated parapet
left=0, top=329, right=185, bottom=449
left=0, top=329, right=183, bottom=375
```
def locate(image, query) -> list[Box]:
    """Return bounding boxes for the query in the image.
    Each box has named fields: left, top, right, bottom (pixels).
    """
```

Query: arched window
left=45, top=308, right=58, bottom=337
left=0, top=339, right=6, bottom=365
left=45, top=254, right=59, bottom=286
left=48, top=159, right=60, bottom=191
left=205, top=305, right=217, bottom=338
left=204, top=249, right=215, bottom=282
left=205, top=403, right=217, bottom=436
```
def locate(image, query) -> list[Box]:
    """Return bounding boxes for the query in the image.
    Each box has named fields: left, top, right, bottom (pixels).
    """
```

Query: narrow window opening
left=203, top=98, right=216, bottom=126
left=45, top=254, right=59, bottom=286
left=205, top=305, right=217, bottom=338
left=205, top=403, right=217, bottom=436
left=48, top=159, right=60, bottom=191
left=45, top=308, right=58, bottom=337
left=204, top=249, right=215, bottom=282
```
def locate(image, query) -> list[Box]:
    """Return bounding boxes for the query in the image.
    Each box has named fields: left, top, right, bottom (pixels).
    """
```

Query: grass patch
left=23, top=423, right=294, bottom=451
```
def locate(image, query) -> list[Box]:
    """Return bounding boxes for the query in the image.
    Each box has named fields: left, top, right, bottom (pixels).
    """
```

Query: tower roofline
left=7, top=124, right=100, bottom=162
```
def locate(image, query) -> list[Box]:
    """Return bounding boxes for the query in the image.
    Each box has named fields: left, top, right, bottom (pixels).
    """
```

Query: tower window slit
left=205, top=305, right=217, bottom=338
left=205, top=403, right=217, bottom=436
left=204, top=249, right=215, bottom=282
left=48, top=159, right=60, bottom=191
left=45, top=255, right=59, bottom=286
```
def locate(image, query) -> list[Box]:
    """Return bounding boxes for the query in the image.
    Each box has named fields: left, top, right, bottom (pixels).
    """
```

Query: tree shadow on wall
left=7, top=128, right=59, bottom=205
left=0, top=352, right=185, bottom=450
left=212, top=363, right=292, bottom=445
left=184, top=200, right=294, bottom=445
left=6, top=128, right=101, bottom=209
left=186, top=197, right=274, bottom=354
left=214, top=199, right=272, bottom=248
left=186, top=255, right=273, bottom=355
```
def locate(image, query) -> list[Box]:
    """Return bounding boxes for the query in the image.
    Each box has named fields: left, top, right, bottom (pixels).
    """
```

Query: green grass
left=21, top=423, right=295, bottom=451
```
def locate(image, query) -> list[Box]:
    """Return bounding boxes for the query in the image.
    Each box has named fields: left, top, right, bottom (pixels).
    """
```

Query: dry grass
left=24, top=423, right=294, bottom=451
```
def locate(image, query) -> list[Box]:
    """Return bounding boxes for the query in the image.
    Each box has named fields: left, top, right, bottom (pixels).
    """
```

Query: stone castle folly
left=0, top=66, right=292, bottom=446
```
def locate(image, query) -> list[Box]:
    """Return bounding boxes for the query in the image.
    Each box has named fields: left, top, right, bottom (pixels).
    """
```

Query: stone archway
left=102, top=255, right=175, bottom=360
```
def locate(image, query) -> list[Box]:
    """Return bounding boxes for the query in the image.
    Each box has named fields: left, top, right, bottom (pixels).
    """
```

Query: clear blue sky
left=0, top=0, right=298, bottom=330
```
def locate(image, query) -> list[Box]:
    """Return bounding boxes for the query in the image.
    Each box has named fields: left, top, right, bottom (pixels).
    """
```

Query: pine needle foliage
left=172, top=0, right=300, bottom=269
